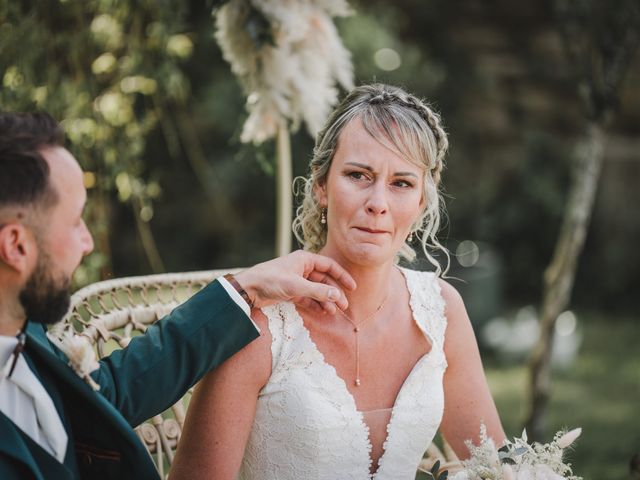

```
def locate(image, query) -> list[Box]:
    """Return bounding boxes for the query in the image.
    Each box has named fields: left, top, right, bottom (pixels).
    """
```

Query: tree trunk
left=525, top=121, right=605, bottom=440
left=132, top=197, right=165, bottom=274
left=174, top=107, right=235, bottom=229
left=94, top=184, right=113, bottom=280
left=275, top=119, right=292, bottom=256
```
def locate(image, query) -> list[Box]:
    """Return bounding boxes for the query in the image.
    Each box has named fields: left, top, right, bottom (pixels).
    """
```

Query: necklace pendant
left=354, top=378, right=361, bottom=386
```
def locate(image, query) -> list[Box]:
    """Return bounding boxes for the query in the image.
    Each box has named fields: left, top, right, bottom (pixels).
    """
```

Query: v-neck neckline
left=291, top=267, right=438, bottom=478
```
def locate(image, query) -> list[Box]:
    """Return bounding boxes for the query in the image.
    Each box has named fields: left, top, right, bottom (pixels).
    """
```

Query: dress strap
left=260, top=302, right=306, bottom=374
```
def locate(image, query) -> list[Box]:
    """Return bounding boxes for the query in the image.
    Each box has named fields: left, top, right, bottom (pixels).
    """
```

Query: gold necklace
left=337, top=295, right=388, bottom=387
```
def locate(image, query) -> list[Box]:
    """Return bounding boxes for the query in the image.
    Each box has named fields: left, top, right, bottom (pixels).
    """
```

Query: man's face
left=19, top=146, right=94, bottom=325
left=19, top=246, right=71, bottom=325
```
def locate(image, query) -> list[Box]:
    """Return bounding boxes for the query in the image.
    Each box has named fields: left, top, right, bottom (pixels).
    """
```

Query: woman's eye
left=348, top=171, right=367, bottom=180
left=393, top=179, right=413, bottom=188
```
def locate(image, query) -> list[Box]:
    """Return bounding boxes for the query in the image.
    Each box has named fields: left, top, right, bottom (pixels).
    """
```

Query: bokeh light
left=456, top=240, right=480, bottom=267
left=555, top=310, right=577, bottom=336
left=374, top=48, right=401, bottom=71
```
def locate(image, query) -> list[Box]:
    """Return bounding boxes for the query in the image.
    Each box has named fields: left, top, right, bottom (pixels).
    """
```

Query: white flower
left=516, top=464, right=565, bottom=480
left=214, top=0, right=354, bottom=144
left=449, top=472, right=471, bottom=480
left=556, top=428, right=582, bottom=449
left=47, top=328, right=100, bottom=391
left=452, top=424, right=582, bottom=480
left=502, top=464, right=515, bottom=480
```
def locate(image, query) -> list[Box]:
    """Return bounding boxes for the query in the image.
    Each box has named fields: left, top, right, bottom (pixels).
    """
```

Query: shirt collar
left=0, top=335, right=19, bottom=366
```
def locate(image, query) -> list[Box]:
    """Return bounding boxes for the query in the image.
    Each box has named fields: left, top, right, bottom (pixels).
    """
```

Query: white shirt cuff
left=217, top=276, right=261, bottom=334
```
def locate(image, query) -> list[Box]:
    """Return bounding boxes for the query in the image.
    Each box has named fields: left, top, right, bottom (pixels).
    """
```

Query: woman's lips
left=354, top=227, right=388, bottom=234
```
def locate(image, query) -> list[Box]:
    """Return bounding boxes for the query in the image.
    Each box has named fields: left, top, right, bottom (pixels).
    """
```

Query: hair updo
left=293, top=83, right=450, bottom=274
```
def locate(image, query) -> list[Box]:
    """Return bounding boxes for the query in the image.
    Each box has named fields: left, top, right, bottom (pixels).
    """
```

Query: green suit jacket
left=0, top=280, right=259, bottom=479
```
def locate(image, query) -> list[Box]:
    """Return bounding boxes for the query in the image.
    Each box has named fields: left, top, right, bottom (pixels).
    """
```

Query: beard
left=19, top=251, right=72, bottom=326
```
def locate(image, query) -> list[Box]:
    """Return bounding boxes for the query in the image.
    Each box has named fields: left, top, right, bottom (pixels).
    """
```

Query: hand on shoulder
left=234, top=250, right=356, bottom=314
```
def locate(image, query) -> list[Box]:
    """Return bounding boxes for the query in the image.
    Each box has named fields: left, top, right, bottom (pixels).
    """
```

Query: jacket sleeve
left=91, top=279, right=259, bottom=427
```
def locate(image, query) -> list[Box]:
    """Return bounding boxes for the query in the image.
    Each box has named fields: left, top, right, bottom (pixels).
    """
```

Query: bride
left=171, top=84, right=506, bottom=479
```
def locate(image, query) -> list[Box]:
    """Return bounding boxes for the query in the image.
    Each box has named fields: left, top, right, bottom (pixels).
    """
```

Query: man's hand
left=233, top=251, right=356, bottom=314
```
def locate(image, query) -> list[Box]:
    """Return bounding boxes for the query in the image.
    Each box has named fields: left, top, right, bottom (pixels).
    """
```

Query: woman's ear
left=419, top=193, right=426, bottom=211
left=0, top=223, right=35, bottom=274
left=313, top=179, right=328, bottom=208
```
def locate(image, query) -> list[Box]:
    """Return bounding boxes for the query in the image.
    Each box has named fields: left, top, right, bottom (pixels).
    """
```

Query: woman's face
left=316, top=118, right=425, bottom=267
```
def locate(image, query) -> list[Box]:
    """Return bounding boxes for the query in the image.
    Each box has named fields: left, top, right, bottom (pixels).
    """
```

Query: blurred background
left=2, top=0, right=638, bottom=478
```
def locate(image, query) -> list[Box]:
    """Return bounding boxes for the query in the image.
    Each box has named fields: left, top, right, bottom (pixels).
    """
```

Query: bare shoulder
left=436, top=277, right=477, bottom=357
left=436, top=277, right=463, bottom=302
left=436, top=278, right=467, bottom=321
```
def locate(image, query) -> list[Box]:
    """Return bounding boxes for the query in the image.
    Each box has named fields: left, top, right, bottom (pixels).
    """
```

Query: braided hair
left=293, top=84, right=450, bottom=274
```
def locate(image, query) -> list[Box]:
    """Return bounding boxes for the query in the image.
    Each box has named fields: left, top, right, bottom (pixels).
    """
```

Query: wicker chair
left=60, top=269, right=234, bottom=478
left=60, top=269, right=462, bottom=478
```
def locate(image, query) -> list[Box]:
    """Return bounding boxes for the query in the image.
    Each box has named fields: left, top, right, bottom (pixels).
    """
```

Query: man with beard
left=0, top=112, right=356, bottom=479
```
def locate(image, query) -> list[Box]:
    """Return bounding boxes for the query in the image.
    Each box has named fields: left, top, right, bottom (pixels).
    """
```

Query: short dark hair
left=0, top=112, right=64, bottom=209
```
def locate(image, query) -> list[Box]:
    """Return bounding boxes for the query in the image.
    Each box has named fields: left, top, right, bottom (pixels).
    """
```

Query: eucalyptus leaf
left=415, top=471, right=433, bottom=480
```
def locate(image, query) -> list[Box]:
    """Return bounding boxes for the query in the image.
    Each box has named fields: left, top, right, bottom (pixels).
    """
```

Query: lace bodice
left=239, top=268, right=448, bottom=480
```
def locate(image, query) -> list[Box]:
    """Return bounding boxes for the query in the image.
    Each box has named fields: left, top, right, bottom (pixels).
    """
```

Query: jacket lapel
left=25, top=324, right=103, bottom=410
left=23, top=324, right=159, bottom=479
left=25, top=323, right=145, bottom=444
left=0, top=411, right=74, bottom=480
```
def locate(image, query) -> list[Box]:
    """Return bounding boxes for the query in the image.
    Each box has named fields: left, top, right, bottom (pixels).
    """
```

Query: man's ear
left=0, top=223, right=35, bottom=273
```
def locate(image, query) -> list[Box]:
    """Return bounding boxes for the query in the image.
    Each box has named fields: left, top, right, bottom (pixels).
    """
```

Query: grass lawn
left=485, top=311, right=640, bottom=479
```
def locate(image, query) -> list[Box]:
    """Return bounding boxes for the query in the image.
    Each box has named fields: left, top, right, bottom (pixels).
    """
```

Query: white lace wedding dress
left=239, top=268, right=448, bottom=480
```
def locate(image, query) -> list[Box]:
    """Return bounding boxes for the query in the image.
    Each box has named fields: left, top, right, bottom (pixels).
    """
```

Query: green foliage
left=339, top=8, right=446, bottom=97
left=2, top=0, right=637, bottom=312
left=478, top=132, right=571, bottom=303
left=1, top=0, right=196, bottom=283
left=416, top=459, right=448, bottom=480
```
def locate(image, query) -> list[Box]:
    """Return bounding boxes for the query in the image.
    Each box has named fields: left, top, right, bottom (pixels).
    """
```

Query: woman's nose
left=365, top=182, right=388, bottom=215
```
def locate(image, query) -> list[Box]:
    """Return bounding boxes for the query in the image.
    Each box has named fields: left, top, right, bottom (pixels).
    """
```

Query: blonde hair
left=293, top=84, right=450, bottom=274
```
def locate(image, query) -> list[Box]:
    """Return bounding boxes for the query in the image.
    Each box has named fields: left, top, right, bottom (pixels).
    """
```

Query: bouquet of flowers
left=424, top=425, right=582, bottom=480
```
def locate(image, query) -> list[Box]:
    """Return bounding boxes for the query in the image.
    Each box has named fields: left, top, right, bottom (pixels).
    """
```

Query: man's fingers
left=291, top=278, right=349, bottom=311
left=295, top=298, right=337, bottom=315
left=306, top=254, right=356, bottom=291
left=318, top=301, right=338, bottom=315
left=306, top=271, right=338, bottom=289
left=296, top=298, right=336, bottom=315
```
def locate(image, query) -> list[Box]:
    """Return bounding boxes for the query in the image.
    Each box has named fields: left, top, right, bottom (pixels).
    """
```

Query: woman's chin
left=342, top=242, right=395, bottom=267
